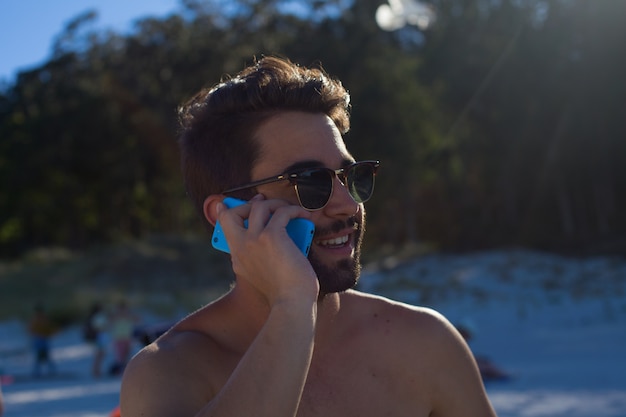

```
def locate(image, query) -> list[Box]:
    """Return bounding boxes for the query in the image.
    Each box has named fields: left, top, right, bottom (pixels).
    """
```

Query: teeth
left=318, top=235, right=349, bottom=246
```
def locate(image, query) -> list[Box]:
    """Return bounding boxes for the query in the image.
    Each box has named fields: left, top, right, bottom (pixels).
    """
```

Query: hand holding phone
left=211, top=197, right=315, bottom=256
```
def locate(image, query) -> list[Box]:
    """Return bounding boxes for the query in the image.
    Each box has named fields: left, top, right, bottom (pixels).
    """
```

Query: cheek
left=257, top=182, right=299, bottom=205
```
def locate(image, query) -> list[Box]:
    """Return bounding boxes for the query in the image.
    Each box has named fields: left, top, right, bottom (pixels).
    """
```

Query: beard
left=308, top=213, right=365, bottom=295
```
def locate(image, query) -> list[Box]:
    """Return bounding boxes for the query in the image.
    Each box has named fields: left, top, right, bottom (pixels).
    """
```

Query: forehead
left=252, top=112, right=352, bottom=178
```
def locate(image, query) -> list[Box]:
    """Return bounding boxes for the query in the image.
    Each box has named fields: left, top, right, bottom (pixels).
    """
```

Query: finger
left=264, top=204, right=312, bottom=231
left=245, top=198, right=289, bottom=234
left=217, top=199, right=252, bottom=236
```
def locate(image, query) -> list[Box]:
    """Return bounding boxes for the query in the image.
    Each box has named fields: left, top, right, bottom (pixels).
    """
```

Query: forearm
left=197, top=300, right=316, bottom=417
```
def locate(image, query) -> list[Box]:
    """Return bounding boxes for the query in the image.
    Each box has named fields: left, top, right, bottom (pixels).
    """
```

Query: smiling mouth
left=316, top=234, right=350, bottom=248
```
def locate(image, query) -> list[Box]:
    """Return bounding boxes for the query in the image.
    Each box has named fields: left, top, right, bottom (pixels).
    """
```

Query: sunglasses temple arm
left=222, top=175, right=289, bottom=195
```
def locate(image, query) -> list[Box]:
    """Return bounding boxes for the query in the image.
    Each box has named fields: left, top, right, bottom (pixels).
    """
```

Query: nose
left=324, top=175, right=359, bottom=216
left=335, top=171, right=349, bottom=188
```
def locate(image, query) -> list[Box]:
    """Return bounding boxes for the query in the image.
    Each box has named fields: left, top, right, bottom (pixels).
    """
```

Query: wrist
left=270, top=273, right=320, bottom=308
left=270, top=296, right=318, bottom=327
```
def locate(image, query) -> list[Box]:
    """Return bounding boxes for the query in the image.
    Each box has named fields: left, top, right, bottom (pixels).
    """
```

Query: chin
left=310, top=211, right=366, bottom=295
left=309, top=236, right=363, bottom=295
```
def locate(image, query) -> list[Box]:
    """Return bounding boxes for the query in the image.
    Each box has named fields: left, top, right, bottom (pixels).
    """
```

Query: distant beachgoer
left=108, top=300, right=138, bottom=375
left=456, top=322, right=511, bottom=382
left=84, top=302, right=109, bottom=377
left=28, top=304, right=57, bottom=377
left=109, top=404, right=121, bottom=417
left=0, top=381, right=5, bottom=416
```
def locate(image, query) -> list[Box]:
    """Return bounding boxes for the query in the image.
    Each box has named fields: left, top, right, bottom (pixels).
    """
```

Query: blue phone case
left=211, top=197, right=315, bottom=256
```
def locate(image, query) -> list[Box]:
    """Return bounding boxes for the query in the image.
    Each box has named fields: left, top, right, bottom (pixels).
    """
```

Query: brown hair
left=177, top=56, right=351, bottom=225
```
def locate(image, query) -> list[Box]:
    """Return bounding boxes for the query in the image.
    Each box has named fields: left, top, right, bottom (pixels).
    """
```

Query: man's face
left=251, top=111, right=365, bottom=294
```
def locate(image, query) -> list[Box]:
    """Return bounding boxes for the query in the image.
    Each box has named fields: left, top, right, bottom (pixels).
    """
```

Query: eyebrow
left=282, top=158, right=355, bottom=174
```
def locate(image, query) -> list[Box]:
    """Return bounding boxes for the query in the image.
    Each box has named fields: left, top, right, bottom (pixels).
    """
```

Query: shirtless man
left=120, top=56, right=497, bottom=417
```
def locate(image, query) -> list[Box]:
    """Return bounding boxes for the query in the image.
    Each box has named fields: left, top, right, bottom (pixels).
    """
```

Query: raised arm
left=121, top=299, right=317, bottom=417
left=121, top=198, right=321, bottom=417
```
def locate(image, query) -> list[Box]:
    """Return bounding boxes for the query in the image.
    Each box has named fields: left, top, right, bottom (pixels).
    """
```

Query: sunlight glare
left=376, top=0, right=436, bottom=31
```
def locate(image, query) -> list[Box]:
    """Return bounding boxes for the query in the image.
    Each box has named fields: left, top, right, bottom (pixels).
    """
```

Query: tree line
left=1, top=0, right=625, bottom=259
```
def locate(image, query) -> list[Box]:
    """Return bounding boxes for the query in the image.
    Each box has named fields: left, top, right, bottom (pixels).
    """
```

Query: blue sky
left=0, top=0, right=180, bottom=83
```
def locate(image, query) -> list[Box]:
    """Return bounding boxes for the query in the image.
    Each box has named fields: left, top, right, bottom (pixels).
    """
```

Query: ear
left=203, top=195, right=225, bottom=227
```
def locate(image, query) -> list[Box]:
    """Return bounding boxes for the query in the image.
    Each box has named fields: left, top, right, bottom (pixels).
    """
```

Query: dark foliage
left=1, top=0, right=624, bottom=258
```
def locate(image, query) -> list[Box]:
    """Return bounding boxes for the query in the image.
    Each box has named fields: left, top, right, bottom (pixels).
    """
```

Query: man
left=121, top=56, right=497, bottom=417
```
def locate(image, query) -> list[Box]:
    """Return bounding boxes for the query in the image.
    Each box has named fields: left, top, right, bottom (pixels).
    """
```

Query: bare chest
left=295, top=353, right=431, bottom=417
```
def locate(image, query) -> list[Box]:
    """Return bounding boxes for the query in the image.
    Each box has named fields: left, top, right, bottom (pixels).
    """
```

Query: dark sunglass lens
left=296, top=169, right=333, bottom=209
left=347, top=163, right=376, bottom=203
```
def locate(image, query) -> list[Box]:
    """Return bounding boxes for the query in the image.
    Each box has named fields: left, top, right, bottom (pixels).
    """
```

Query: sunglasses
left=222, top=160, right=380, bottom=211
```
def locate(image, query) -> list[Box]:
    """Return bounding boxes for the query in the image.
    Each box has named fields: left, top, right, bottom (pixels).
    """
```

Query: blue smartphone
left=211, top=197, right=315, bottom=256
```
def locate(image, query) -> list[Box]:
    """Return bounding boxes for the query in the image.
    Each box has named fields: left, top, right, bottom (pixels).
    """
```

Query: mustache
left=314, top=216, right=359, bottom=237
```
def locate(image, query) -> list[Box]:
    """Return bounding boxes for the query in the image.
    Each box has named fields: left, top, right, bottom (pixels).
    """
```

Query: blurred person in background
left=0, top=381, right=4, bottom=416
left=84, top=302, right=109, bottom=377
left=28, top=303, right=57, bottom=377
left=456, top=322, right=511, bottom=382
left=108, top=300, right=138, bottom=376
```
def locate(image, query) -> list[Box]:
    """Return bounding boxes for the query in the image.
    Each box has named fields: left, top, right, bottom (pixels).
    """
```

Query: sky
left=0, top=0, right=181, bottom=83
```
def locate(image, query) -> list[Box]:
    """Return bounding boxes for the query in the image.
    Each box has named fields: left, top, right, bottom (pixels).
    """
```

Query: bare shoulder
left=338, top=290, right=466, bottom=375
left=121, top=310, right=236, bottom=417
left=342, top=290, right=456, bottom=341
left=341, top=290, right=496, bottom=416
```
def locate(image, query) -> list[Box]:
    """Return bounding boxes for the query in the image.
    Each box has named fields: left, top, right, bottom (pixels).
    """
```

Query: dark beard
left=308, top=215, right=365, bottom=295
